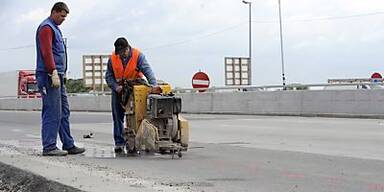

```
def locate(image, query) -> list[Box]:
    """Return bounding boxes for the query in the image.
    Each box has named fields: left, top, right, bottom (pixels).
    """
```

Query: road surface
left=0, top=111, right=383, bottom=192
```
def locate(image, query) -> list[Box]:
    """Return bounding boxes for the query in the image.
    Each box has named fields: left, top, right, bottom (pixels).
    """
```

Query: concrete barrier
left=0, top=96, right=111, bottom=112
left=0, top=89, right=383, bottom=118
left=178, top=89, right=384, bottom=118
left=69, top=95, right=110, bottom=112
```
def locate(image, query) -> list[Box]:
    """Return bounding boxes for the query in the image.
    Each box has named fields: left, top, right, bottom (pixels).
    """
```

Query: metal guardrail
left=67, top=92, right=110, bottom=97
left=172, top=83, right=384, bottom=93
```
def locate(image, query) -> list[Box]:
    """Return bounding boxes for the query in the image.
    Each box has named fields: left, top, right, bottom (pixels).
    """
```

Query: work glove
left=150, top=86, right=162, bottom=94
left=51, top=69, right=61, bottom=88
left=116, top=85, right=123, bottom=93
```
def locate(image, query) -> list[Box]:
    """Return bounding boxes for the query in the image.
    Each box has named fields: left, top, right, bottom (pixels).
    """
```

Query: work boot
left=42, top=148, right=68, bottom=156
left=65, top=146, right=86, bottom=155
left=125, top=143, right=137, bottom=155
left=114, top=146, right=124, bottom=154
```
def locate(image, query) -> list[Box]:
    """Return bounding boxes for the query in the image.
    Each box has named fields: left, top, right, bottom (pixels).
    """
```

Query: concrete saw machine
left=120, top=79, right=189, bottom=158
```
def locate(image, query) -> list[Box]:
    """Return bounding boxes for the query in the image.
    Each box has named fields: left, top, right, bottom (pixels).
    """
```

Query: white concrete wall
left=178, top=89, right=384, bottom=118
left=69, top=96, right=111, bottom=112
left=1, top=89, right=384, bottom=118
left=0, top=98, right=41, bottom=111
left=0, top=96, right=111, bottom=112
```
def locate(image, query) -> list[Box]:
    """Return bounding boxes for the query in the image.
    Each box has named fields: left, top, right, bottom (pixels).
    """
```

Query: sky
left=0, top=0, right=383, bottom=88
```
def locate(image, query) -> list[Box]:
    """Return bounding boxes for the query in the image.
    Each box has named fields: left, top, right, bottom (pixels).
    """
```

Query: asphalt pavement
left=0, top=111, right=383, bottom=192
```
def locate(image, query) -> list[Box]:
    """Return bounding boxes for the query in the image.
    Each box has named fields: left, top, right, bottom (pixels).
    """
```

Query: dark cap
left=114, top=37, right=129, bottom=55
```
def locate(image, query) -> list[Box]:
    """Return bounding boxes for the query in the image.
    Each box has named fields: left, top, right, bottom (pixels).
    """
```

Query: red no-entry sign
left=371, top=72, right=382, bottom=79
left=371, top=72, right=383, bottom=83
left=192, top=72, right=210, bottom=91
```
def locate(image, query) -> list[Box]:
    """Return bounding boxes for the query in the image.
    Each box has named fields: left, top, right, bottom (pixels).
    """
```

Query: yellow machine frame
left=124, top=84, right=189, bottom=155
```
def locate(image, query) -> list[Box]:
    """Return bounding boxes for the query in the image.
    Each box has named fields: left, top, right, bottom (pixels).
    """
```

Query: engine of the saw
left=120, top=79, right=189, bottom=158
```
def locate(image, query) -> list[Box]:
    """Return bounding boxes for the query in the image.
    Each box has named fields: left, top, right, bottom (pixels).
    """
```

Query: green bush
left=65, top=78, right=90, bottom=93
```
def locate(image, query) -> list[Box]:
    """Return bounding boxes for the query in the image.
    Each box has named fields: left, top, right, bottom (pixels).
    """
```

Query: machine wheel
left=159, top=148, right=167, bottom=154
left=177, top=150, right=182, bottom=158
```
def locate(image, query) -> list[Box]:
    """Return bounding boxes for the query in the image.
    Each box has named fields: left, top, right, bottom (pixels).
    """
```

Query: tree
left=286, top=83, right=309, bottom=90
left=65, top=78, right=90, bottom=93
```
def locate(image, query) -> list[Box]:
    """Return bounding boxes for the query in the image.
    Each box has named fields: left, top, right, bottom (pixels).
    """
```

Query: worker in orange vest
left=105, top=37, right=160, bottom=153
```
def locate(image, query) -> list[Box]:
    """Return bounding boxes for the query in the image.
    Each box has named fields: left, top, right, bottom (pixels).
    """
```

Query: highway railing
left=172, top=83, right=384, bottom=93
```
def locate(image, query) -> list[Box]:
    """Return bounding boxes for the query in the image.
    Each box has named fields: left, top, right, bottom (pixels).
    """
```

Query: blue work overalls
left=35, top=17, right=74, bottom=152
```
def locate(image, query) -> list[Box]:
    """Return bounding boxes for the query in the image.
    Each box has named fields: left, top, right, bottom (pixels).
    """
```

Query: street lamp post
left=242, top=0, right=252, bottom=85
left=278, top=0, right=286, bottom=88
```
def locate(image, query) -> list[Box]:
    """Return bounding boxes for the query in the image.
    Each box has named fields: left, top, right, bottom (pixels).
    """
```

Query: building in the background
left=224, top=57, right=250, bottom=86
left=83, top=54, right=110, bottom=92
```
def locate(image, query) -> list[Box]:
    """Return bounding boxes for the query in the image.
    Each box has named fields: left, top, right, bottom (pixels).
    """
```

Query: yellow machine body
left=129, top=84, right=172, bottom=131
left=124, top=83, right=189, bottom=156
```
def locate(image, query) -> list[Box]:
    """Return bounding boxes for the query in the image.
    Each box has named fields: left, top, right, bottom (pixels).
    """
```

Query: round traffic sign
left=371, top=72, right=383, bottom=83
left=371, top=72, right=382, bottom=79
left=192, top=71, right=210, bottom=91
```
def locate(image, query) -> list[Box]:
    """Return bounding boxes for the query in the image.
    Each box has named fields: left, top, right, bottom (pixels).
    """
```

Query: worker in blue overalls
left=35, top=2, right=85, bottom=156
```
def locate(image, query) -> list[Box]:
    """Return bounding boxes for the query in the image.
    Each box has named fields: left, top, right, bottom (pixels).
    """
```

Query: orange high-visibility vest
left=111, top=48, right=143, bottom=83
